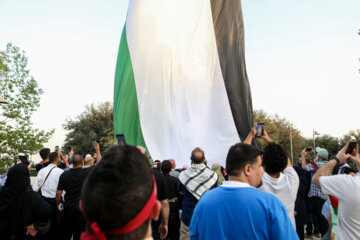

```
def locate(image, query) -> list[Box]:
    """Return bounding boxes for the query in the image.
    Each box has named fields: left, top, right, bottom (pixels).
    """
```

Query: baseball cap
left=315, top=147, right=328, bottom=160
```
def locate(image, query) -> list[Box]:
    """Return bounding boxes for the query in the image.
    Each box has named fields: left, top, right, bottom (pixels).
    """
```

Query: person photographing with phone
left=56, top=140, right=102, bottom=240
left=244, top=123, right=299, bottom=228
left=312, top=141, right=360, bottom=240
left=300, top=145, right=330, bottom=237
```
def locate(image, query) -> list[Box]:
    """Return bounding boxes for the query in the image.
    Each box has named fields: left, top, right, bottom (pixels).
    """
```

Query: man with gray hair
left=83, top=155, right=94, bottom=168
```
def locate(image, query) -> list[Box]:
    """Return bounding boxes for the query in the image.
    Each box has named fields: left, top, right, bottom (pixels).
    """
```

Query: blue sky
left=0, top=0, right=359, bottom=160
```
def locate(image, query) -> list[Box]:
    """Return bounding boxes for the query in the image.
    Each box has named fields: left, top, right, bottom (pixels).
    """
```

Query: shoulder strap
left=309, top=161, right=318, bottom=171
left=39, top=166, right=56, bottom=191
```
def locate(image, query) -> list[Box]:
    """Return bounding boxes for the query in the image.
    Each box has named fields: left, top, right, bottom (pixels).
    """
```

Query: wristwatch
left=331, top=156, right=340, bottom=165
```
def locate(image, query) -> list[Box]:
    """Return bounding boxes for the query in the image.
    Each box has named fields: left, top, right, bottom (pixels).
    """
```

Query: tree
left=306, top=134, right=341, bottom=157
left=254, top=110, right=306, bottom=163
left=62, top=102, right=114, bottom=155
left=0, top=43, right=54, bottom=167
left=340, top=129, right=360, bottom=146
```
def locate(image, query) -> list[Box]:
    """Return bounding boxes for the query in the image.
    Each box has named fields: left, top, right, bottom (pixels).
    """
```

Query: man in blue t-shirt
left=189, top=143, right=299, bottom=240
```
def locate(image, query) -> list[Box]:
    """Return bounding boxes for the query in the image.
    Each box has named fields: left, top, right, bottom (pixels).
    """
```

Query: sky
left=0, top=0, right=359, bottom=161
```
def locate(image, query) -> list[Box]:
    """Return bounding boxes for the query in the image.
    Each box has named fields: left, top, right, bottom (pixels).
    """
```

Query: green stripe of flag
left=113, top=25, right=150, bottom=157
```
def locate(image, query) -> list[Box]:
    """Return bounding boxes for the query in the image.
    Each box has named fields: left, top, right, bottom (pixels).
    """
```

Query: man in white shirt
left=33, top=152, right=64, bottom=239
left=245, top=125, right=299, bottom=227
left=312, top=142, right=360, bottom=240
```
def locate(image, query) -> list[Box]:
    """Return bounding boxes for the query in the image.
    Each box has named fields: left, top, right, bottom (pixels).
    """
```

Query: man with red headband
left=80, top=145, right=161, bottom=240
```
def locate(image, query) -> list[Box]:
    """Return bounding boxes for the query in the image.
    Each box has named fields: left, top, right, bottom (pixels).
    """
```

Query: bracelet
left=331, top=156, right=340, bottom=165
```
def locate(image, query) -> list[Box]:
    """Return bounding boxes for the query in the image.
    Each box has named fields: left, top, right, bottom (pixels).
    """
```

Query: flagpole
left=313, top=130, right=315, bottom=148
left=290, top=128, right=293, bottom=165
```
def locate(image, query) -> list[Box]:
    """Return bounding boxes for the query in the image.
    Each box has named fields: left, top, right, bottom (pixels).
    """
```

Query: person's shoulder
left=250, top=187, right=281, bottom=202
left=83, top=166, right=93, bottom=173
left=305, top=163, right=313, bottom=170
left=324, top=174, right=359, bottom=184
left=169, top=175, right=178, bottom=182
left=59, top=168, right=70, bottom=178
left=284, top=167, right=297, bottom=174
left=55, top=167, right=64, bottom=173
left=35, top=163, right=43, bottom=169
left=153, top=170, right=166, bottom=183
left=197, top=186, right=223, bottom=203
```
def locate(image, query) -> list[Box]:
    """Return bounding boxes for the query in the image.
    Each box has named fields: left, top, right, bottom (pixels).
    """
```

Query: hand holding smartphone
left=116, top=134, right=126, bottom=146
left=255, top=123, right=265, bottom=138
left=346, top=140, right=358, bottom=154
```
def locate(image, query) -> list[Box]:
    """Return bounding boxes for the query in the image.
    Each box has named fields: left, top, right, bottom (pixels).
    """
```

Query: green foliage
left=0, top=43, right=54, bottom=167
left=62, top=102, right=114, bottom=155
left=306, top=134, right=341, bottom=157
left=254, top=110, right=306, bottom=162
left=340, top=129, right=360, bottom=146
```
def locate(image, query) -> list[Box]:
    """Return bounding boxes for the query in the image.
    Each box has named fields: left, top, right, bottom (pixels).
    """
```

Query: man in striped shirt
left=301, top=147, right=329, bottom=237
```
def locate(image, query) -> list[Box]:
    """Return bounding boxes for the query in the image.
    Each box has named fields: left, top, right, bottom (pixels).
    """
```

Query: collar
left=262, top=172, right=284, bottom=182
left=190, top=163, right=206, bottom=170
left=221, top=181, right=253, bottom=188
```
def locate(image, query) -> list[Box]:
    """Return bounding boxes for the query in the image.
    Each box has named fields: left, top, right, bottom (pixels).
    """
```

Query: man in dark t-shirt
left=136, top=146, right=169, bottom=240
left=56, top=154, right=90, bottom=240
left=56, top=143, right=102, bottom=240
left=152, top=166, right=169, bottom=240
left=36, top=148, right=50, bottom=173
left=161, top=160, right=180, bottom=240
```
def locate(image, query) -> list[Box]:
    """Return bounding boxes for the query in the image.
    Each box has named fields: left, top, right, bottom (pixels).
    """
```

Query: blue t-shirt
left=189, top=182, right=299, bottom=240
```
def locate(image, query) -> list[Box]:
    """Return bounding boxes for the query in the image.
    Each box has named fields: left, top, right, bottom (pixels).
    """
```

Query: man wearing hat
left=301, top=146, right=330, bottom=237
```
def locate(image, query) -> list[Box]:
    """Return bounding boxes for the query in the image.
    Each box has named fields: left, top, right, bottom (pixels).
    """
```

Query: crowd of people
left=0, top=124, right=359, bottom=240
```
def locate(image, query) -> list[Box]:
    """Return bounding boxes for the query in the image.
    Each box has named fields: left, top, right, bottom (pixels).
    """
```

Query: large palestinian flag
left=114, top=0, right=253, bottom=167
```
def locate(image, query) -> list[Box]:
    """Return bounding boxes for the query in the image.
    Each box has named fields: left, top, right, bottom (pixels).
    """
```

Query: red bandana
left=81, top=178, right=157, bottom=240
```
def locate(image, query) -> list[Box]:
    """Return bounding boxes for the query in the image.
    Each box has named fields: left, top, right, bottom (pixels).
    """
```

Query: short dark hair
left=191, top=147, right=205, bottom=164
left=72, top=154, right=83, bottom=166
left=81, top=145, right=154, bottom=240
left=226, top=143, right=263, bottom=177
left=49, top=152, right=59, bottom=163
left=341, top=167, right=356, bottom=175
left=263, top=143, right=288, bottom=174
left=161, top=160, right=172, bottom=175
left=39, top=148, right=50, bottom=160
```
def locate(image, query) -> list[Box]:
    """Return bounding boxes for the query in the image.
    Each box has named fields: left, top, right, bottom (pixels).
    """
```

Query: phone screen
left=55, top=146, right=59, bottom=151
left=255, top=123, right=264, bottom=138
left=116, top=134, right=126, bottom=146
left=91, top=139, right=96, bottom=148
left=346, top=141, right=358, bottom=154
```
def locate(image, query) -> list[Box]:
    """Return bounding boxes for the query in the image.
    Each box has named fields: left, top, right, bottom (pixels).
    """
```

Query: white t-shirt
left=320, top=175, right=360, bottom=240
left=33, top=163, right=64, bottom=198
left=259, top=167, right=299, bottom=227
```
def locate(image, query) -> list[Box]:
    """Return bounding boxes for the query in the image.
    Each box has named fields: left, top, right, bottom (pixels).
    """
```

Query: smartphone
left=116, top=134, right=126, bottom=145
left=91, top=139, right=96, bottom=148
left=55, top=146, right=59, bottom=152
left=306, top=147, right=312, bottom=152
left=255, top=123, right=264, bottom=138
left=346, top=141, right=358, bottom=154
left=68, top=146, right=72, bottom=152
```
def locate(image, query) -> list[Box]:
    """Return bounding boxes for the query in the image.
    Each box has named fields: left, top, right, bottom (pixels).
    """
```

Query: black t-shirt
left=35, top=162, right=50, bottom=173
left=153, top=170, right=169, bottom=201
left=152, top=170, right=169, bottom=239
left=57, top=167, right=93, bottom=209
left=164, top=174, right=179, bottom=200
